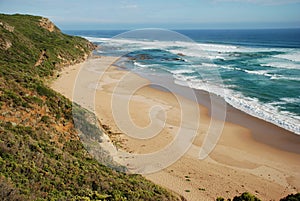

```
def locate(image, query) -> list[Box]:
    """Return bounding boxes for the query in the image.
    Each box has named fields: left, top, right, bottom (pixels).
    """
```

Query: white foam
left=133, top=61, right=149, bottom=68
left=270, top=75, right=300, bottom=81
left=243, top=70, right=270, bottom=76
left=197, top=43, right=238, bottom=52
left=218, top=66, right=236, bottom=71
left=226, top=95, right=300, bottom=135
left=261, top=62, right=300, bottom=70
left=85, top=36, right=288, bottom=57
left=280, top=97, right=300, bottom=104
left=167, top=40, right=240, bottom=53
left=201, top=63, right=220, bottom=68
left=132, top=62, right=165, bottom=72
left=172, top=75, right=300, bottom=135
left=84, top=36, right=111, bottom=42
left=170, top=69, right=195, bottom=74
left=268, top=101, right=285, bottom=106
left=85, top=36, right=238, bottom=60
left=274, top=52, right=300, bottom=62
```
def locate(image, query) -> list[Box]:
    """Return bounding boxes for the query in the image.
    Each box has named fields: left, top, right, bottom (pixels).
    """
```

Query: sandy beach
left=50, top=56, right=300, bottom=201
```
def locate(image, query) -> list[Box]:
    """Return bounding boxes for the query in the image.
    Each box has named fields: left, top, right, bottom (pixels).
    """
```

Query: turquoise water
left=66, top=29, right=300, bottom=134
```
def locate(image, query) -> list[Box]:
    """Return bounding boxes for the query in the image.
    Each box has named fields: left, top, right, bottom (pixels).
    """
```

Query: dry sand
left=50, top=56, right=300, bottom=201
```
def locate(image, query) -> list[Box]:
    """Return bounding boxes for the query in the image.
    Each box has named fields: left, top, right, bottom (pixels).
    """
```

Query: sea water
left=65, top=29, right=300, bottom=135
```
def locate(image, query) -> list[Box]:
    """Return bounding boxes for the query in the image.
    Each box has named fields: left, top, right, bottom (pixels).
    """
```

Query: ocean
left=65, top=29, right=300, bottom=135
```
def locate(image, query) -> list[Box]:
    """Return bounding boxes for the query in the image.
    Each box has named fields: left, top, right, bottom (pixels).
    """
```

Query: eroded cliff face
left=39, top=17, right=56, bottom=32
left=0, top=36, right=12, bottom=50
left=0, top=21, right=14, bottom=50
left=0, top=21, right=14, bottom=32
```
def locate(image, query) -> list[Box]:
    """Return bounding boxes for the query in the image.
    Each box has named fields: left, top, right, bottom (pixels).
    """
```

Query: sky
left=1, top=0, right=300, bottom=30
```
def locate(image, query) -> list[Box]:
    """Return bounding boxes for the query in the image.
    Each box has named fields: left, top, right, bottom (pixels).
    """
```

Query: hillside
left=0, top=14, right=180, bottom=200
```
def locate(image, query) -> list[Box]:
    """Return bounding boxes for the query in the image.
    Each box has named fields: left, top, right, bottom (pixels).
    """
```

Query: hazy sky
left=1, top=0, right=300, bottom=30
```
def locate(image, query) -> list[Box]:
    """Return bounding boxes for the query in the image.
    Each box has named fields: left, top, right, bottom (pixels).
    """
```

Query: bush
left=40, top=115, right=50, bottom=123
left=233, top=192, right=261, bottom=201
left=280, top=193, right=300, bottom=201
left=36, top=84, right=55, bottom=97
left=217, top=192, right=261, bottom=201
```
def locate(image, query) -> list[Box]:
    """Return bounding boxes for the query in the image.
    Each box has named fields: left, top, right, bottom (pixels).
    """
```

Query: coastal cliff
left=0, top=14, right=179, bottom=200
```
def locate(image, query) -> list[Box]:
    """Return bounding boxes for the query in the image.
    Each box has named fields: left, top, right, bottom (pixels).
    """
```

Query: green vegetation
left=232, top=192, right=261, bottom=201
left=280, top=193, right=300, bottom=201
left=0, top=14, right=178, bottom=200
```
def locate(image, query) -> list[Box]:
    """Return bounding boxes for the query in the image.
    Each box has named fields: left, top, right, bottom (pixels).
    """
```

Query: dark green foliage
left=0, top=13, right=178, bottom=200
left=216, top=192, right=261, bottom=201
left=36, top=84, right=55, bottom=97
left=280, top=193, right=300, bottom=201
left=232, top=192, right=261, bottom=201
left=40, top=115, right=50, bottom=123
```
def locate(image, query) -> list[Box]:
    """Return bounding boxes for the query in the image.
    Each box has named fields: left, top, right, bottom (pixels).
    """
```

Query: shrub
left=233, top=192, right=261, bottom=201
left=40, top=115, right=50, bottom=123
left=280, top=193, right=300, bottom=201
left=36, top=84, right=55, bottom=97
left=217, top=192, right=261, bottom=201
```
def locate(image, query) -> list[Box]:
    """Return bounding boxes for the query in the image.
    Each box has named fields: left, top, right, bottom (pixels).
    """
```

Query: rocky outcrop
left=0, top=21, right=14, bottom=32
left=0, top=37, right=12, bottom=50
left=34, top=50, right=48, bottom=67
left=39, top=17, right=56, bottom=32
left=0, top=21, right=14, bottom=50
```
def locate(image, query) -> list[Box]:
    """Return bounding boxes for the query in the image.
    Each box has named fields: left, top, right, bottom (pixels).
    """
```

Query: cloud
left=122, top=4, right=138, bottom=9
left=213, top=0, right=300, bottom=5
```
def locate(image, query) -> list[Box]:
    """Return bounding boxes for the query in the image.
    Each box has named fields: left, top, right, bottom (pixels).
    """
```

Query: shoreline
left=50, top=55, right=300, bottom=200
left=139, top=71, right=300, bottom=154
